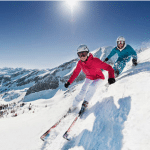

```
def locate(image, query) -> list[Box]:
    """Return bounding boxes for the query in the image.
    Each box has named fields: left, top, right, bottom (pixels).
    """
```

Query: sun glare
left=66, top=0, right=78, bottom=11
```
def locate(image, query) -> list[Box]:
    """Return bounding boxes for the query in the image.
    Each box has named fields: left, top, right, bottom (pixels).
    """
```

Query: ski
left=63, top=107, right=86, bottom=141
left=40, top=111, right=70, bottom=141
left=63, top=114, right=79, bottom=141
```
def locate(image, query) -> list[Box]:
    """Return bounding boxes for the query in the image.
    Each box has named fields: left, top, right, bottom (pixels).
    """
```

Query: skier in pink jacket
left=64, top=45, right=115, bottom=113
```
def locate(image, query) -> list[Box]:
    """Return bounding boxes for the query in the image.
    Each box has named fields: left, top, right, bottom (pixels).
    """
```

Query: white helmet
left=116, top=36, right=125, bottom=43
left=77, top=44, right=89, bottom=53
left=116, top=36, right=126, bottom=51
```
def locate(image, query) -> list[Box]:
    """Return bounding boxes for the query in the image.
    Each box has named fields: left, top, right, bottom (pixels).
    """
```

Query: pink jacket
left=68, top=53, right=115, bottom=84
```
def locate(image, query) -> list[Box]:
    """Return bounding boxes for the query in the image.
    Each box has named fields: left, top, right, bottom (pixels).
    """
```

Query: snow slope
left=0, top=47, right=150, bottom=150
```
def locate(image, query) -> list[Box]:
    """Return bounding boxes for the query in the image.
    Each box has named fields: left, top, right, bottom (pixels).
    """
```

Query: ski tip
left=63, top=136, right=71, bottom=141
left=40, top=137, right=45, bottom=141
left=63, top=132, right=71, bottom=141
left=67, top=138, right=71, bottom=141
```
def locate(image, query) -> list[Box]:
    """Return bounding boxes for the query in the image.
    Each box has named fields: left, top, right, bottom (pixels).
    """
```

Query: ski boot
left=79, top=101, right=88, bottom=117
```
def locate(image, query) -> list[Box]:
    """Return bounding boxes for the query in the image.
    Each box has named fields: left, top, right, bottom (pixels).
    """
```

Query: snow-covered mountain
left=0, top=46, right=115, bottom=103
left=1, top=45, right=150, bottom=150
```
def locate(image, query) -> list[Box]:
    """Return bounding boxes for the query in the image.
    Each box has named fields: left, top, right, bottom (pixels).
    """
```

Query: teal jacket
left=107, top=45, right=137, bottom=60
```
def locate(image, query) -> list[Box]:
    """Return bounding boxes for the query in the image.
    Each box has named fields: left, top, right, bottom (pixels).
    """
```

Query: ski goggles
left=77, top=51, right=88, bottom=58
left=117, top=41, right=125, bottom=45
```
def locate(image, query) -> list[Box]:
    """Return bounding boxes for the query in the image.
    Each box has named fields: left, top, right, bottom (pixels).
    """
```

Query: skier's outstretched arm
left=96, top=59, right=115, bottom=84
left=104, top=48, right=116, bottom=62
left=128, top=45, right=138, bottom=66
left=65, top=62, right=81, bottom=88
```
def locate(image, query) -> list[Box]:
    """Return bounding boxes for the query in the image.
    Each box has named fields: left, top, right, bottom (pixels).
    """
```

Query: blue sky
left=0, top=1, right=150, bottom=69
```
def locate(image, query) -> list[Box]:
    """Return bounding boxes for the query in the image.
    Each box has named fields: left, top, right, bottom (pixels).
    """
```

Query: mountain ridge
left=0, top=46, right=116, bottom=103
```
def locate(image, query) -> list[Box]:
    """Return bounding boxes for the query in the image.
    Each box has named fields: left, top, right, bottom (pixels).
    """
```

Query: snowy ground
left=0, top=48, right=150, bottom=150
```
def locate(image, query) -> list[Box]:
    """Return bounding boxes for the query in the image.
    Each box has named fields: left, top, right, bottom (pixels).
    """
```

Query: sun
left=65, top=0, right=78, bottom=11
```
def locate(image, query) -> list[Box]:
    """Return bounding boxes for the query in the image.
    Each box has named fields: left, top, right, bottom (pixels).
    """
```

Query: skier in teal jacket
left=104, top=36, right=137, bottom=77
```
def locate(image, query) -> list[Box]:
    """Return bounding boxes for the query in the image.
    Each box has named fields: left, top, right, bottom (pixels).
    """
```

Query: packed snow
left=0, top=47, right=150, bottom=150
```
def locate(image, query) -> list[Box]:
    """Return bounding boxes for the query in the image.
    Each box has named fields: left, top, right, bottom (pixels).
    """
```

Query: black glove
left=104, top=58, right=109, bottom=62
left=64, top=82, right=70, bottom=88
left=132, top=59, right=137, bottom=66
left=108, top=78, right=115, bottom=85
